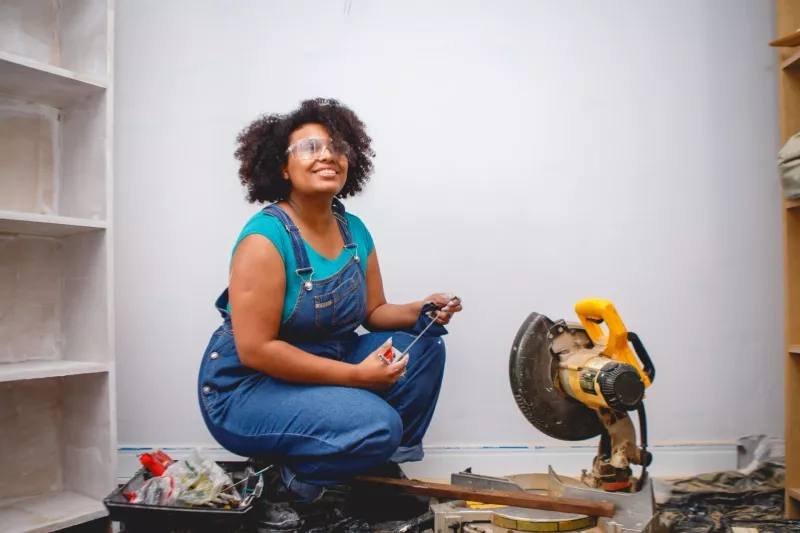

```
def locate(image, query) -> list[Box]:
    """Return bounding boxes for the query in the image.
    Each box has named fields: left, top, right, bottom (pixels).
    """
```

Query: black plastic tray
left=104, top=461, right=260, bottom=531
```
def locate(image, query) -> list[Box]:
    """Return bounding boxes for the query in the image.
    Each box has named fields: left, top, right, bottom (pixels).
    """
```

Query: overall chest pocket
left=314, top=272, right=365, bottom=332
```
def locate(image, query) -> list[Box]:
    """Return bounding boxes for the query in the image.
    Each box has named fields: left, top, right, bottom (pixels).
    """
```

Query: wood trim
left=776, top=0, right=800, bottom=520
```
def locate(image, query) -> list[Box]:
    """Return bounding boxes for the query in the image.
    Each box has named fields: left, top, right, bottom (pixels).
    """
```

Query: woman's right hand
left=352, top=339, right=407, bottom=389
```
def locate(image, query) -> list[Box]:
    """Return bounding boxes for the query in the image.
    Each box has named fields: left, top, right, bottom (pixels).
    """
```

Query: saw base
left=433, top=467, right=664, bottom=533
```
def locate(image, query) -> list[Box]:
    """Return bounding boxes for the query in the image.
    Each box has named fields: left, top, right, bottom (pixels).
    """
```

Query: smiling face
left=283, top=123, right=350, bottom=198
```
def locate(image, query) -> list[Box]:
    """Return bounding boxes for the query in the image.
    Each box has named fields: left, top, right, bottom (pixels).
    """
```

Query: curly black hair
left=233, top=98, right=375, bottom=203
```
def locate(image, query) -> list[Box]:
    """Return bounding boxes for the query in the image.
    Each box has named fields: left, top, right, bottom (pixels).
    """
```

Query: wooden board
left=770, top=30, right=800, bottom=48
left=0, top=361, right=108, bottom=383
left=782, top=47, right=800, bottom=70
left=0, top=210, right=106, bottom=237
left=0, top=51, right=106, bottom=109
left=356, top=476, right=615, bottom=518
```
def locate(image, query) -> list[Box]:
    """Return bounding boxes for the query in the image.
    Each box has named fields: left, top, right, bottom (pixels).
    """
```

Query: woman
left=197, top=98, right=462, bottom=502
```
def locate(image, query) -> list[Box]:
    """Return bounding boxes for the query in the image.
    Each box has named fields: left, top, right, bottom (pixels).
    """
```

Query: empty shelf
left=0, top=490, right=107, bottom=533
left=0, top=51, right=106, bottom=108
left=0, top=361, right=108, bottom=383
left=0, top=211, right=106, bottom=237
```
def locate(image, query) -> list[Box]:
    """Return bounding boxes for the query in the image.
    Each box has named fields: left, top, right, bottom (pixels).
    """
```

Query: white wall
left=114, top=0, right=783, bottom=468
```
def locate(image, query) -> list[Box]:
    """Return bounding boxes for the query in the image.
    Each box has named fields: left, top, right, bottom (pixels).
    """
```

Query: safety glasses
left=285, top=137, right=353, bottom=161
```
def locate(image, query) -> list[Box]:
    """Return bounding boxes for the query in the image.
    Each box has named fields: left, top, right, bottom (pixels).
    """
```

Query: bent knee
left=425, top=336, right=447, bottom=368
left=364, top=409, right=403, bottom=460
left=373, top=407, right=403, bottom=453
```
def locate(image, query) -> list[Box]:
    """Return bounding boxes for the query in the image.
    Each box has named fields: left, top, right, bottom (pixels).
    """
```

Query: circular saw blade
left=492, top=506, right=596, bottom=532
left=508, top=312, right=604, bottom=441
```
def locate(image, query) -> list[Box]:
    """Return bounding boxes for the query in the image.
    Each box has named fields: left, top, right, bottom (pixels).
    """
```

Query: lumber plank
left=356, top=476, right=615, bottom=518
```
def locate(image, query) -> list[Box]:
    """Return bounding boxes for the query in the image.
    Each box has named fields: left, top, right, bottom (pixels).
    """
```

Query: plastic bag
left=130, top=475, right=176, bottom=505
left=132, top=448, right=241, bottom=507
left=169, top=449, right=239, bottom=506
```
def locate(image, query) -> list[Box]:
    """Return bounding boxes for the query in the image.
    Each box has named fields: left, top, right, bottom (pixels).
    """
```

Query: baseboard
left=118, top=442, right=738, bottom=485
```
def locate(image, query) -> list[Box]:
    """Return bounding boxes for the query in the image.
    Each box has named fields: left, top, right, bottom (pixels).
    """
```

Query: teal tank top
left=228, top=208, right=374, bottom=322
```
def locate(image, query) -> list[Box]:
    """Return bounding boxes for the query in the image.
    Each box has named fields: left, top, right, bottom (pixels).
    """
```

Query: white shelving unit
left=0, top=1, right=116, bottom=532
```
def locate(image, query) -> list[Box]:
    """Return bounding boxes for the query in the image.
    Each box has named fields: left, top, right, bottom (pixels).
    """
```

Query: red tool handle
left=139, top=450, right=175, bottom=476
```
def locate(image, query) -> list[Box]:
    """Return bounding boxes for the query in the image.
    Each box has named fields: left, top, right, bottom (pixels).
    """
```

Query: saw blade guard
left=508, top=311, right=605, bottom=441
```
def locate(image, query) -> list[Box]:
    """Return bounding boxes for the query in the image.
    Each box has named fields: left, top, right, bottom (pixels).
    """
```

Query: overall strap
left=263, top=204, right=314, bottom=287
left=331, top=198, right=358, bottom=255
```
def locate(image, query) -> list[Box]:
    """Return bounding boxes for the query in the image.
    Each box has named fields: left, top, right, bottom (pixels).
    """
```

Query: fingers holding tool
left=427, top=294, right=462, bottom=325
left=359, top=338, right=408, bottom=389
left=376, top=295, right=463, bottom=383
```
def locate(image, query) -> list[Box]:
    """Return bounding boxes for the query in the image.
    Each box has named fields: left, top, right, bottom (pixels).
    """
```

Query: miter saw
left=431, top=299, right=664, bottom=533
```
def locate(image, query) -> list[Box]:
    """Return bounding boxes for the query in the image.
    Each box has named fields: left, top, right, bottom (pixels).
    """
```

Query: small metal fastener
left=304, top=281, right=313, bottom=291
left=203, top=386, right=211, bottom=393
left=354, top=255, right=360, bottom=263
left=210, top=352, right=219, bottom=359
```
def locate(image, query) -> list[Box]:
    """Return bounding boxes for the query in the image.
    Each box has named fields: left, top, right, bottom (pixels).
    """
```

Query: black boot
left=345, top=463, right=429, bottom=523
left=255, top=465, right=358, bottom=532
left=360, top=461, right=409, bottom=480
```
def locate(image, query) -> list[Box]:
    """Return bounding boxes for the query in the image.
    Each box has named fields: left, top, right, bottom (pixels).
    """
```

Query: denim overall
left=197, top=199, right=447, bottom=501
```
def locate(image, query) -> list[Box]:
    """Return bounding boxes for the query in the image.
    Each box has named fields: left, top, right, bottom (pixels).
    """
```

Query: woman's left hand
left=424, top=293, right=463, bottom=325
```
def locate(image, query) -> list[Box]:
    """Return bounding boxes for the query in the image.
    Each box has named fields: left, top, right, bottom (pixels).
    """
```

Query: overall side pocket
left=199, top=329, right=236, bottom=415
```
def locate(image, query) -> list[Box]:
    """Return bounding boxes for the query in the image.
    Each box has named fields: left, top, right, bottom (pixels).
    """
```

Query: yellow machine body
left=555, top=298, right=653, bottom=411
left=509, top=297, right=657, bottom=496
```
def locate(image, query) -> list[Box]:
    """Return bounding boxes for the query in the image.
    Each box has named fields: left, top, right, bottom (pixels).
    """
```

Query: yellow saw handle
left=574, top=298, right=653, bottom=388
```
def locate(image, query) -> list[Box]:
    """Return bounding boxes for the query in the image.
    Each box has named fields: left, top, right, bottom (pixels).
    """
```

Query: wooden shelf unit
left=0, top=0, right=116, bottom=531
left=771, top=0, right=800, bottom=520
